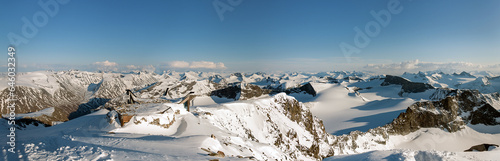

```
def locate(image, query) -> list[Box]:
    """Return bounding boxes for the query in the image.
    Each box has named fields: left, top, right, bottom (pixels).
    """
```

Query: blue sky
left=1, top=0, right=499, bottom=73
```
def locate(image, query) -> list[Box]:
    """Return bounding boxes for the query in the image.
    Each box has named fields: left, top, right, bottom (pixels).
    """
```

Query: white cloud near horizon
left=140, top=65, right=156, bottom=73
left=93, top=60, right=118, bottom=71
left=93, top=60, right=118, bottom=67
left=11, top=61, right=225, bottom=73
left=168, top=61, right=227, bottom=69
left=9, top=59, right=499, bottom=76
left=124, top=65, right=155, bottom=72
left=126, top=65, right=138, bottom=69
left=364, top=60, right=500, bottom=75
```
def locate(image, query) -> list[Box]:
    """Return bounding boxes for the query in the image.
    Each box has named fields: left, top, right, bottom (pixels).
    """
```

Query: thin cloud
left=93, top=60, right=118, bottom=71
left=364, top=60, right=500, bottom=75
left=140, top=65, right=156, bottom=73
left=93, top=60, right=118, bottom=67
left=126, top=65, right=138, bottom=69
left=168, top=61, right=227, bottom=69
left=169, top=61, right=190, bottom=68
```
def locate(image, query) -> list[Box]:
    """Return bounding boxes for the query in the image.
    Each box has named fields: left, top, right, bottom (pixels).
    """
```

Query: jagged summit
left=453, top=71, right=475, bottom=77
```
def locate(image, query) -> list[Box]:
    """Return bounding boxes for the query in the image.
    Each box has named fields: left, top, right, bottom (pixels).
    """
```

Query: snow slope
left=325, top=148, right=500, bottom=161
left=326, top=126, right=500, bottom=161
left=2, top=93, right=333, bottom=160
left=306, top=81, right=427, bottom=135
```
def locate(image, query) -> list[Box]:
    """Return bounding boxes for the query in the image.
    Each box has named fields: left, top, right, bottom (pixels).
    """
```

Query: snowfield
left=1, top=70, right=500, bottom=160
left=327, top=126, right=500, bottom=161
left=325, top=148, right=500, bottom=161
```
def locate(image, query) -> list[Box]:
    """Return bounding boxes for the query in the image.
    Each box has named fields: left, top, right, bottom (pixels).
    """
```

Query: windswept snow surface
left=306, top=82, right=428, bottom=135
left=325, top=148, right=500, bottom=161
left=391, top=127, right=500, bottom=152
left=326, top=126, right=500, bottom=161
left=1, top=107, right=239, bottom=160
left=2, top=94, right=330, bottom=160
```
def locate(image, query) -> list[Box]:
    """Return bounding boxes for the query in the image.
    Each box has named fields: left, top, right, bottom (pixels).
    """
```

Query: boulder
left=464, top=144, right=499, bottom=152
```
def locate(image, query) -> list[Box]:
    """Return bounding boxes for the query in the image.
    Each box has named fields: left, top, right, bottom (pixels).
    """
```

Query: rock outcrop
left=210, top=83, right=271, bottom=100
left=453, top=71, right=475, bottom=78
left=381, top=75, right=434, bottom=95
left=387, top=90, right=500, bottom=135
left=284, top=82, right=317, bottom=96
left=210, top=85, right=240, bottom=99
left=464, top=144, right=499, bottom=152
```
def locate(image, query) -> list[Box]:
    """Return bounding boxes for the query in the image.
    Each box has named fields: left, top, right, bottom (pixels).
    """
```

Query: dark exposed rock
left=464, top=144, right=499, bottom=152
left=210, top=83, right=271, bottom=100
left=453, top=71, right=475, bottom=78
left=11, top=118, right=50, bottom=129
left=468, top=104, right=500, bottom=125
left=211, top=86, right=240, bottom=99
left=387, top=90, right=500, bottom=135
left=381, top=75, right=434, bottom=95
left=283, top=83, right=317, bottom=97
left=324, top=77, right=339, bottom=83
left=241, top=83, right=271, bottom=100
left=343, top=76, right=363, bottom=81
left=299, top=83, right=317, bottom=97
left=68, top=98, right=111, bottom=120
